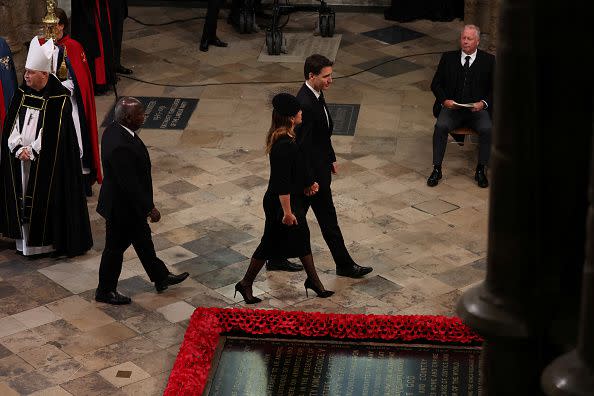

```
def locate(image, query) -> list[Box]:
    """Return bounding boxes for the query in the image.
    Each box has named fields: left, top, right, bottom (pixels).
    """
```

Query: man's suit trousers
left=97, top=218, right=169, bottom=293
left=304, top=186, right=354, bottom=269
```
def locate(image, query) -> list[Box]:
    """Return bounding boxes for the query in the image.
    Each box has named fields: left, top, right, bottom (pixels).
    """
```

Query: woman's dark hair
left=303, top=54, right=333, bottom=80
left=56, top=8, right=69, bottom=34
left=265, top=111, right=295, bottom=154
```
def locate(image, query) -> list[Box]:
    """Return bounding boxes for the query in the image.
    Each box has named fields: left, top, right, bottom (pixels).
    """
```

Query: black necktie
left=464, top=55, right=471, bottom=70
left=318, top=93, right=326, bottom=107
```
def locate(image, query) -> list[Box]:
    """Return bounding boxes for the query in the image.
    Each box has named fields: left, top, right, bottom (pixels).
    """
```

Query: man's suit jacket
left=296, top=83, right=336, bottom=189
left=97, top=122, right=154, bottom=223
left=431, top=49, right=495, bottom=118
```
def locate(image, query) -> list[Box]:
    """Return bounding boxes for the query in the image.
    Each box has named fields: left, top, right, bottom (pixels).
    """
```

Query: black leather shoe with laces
left=209, top=37, right=228, bottom=47
left=155, top=272, right=189, bottom=293
left=475, top=165, right=489, bottom=188
left=427, top=167, right=442, bottom=187
left=95, top=290, right=131, bottom=305
left=336, top=263, right=373, bottom=278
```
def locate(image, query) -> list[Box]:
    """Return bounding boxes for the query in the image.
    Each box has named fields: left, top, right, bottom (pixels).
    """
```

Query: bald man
left=96, top=97, right=188, bottom=304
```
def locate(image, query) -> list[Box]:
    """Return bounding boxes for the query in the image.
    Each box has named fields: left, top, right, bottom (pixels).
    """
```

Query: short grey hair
left=114, top=96, right=143, bottom=124
left=462, top=24, right=481, bottom=39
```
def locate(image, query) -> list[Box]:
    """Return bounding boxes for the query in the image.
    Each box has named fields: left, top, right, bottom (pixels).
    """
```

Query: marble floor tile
left=0, top=354, right=35, bottom=381
left=46, top=296, right=114, bottom=332
left=99, top=361, right=151, bottom=388
left=28, top=386, right=74, bottom=395
left=61, top=372, right=125, bottom=396
left=0, top=329, right=47, bottom=354
left=7, top=370, right=54, bottom=394
left=131, top=349, right=177, bottom=376
left=155, top=301, right=196, bottom=323
left=11, top=307, right=61, bottom=330
left=18, top=344, right=71, bottom=369
left=0, top=316, right=28, bottom=338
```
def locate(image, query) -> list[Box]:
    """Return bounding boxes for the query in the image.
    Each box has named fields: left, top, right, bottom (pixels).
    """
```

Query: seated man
left=428, top=24, right=495, bottom=188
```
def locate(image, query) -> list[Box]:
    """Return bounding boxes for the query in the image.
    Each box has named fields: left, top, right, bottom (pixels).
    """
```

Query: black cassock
left=0, top=75, right=93, bottom=257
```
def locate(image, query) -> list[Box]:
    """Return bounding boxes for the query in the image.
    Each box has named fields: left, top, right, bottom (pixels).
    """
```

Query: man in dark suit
left=109, top=0, right=133, bottom=74
left=428, top=24, right=495, bottom=188
left=199, top=0, right=229, bottom=52
left=266, top=54, right=373, bottom=278
left=95, top=97, right=189, bottom=305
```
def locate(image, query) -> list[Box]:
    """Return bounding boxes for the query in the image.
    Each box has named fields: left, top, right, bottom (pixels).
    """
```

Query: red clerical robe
left=57, top=35, right=102, bottom=184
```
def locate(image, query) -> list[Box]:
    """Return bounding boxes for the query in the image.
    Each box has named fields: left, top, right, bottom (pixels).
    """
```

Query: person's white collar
left=461, top=49, right=478, bottom=65
left=120, top=123, right=135, bottom=137
left=305, top=81, right=321, bottom=99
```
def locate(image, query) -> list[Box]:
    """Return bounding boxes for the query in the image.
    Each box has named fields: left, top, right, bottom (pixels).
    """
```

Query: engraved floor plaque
left=101, top=96, right=198, bottom=130
left=257, top=33, right=342, bottom=63
left=205, top=336, right=482, bottom=395
left=328, top=104, right=360, bottom=136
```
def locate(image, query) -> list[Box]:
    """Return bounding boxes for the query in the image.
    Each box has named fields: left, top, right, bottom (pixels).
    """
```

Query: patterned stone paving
left=0, top=7, right=488, bottom=395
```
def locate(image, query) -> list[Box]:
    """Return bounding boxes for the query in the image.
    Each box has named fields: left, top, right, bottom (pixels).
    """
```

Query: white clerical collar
left=120, top=124, right=136, bottom=137
left=305, top=81, right=321, bottom=99
left=461, top=50, right=478, bottom=66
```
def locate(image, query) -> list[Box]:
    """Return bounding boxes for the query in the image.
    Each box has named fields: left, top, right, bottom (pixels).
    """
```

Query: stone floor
left=0, top=7, right=488, bottom=395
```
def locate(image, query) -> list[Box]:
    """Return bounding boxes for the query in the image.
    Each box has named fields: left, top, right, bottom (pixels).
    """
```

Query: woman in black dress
left=234, top=93, right=334, bottom=304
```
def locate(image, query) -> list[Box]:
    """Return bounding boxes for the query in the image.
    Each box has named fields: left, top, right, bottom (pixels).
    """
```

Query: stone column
left=457, top=0, right=594, bottom=394
left=487, top=0, right=500, bottom=52
left=465, top=0, right=497, bottom=52
left=0, top=0, right=47, bottom=75
left=541, top=136, right=594, bottom=395
left=57, top=0, right=70, bottom=16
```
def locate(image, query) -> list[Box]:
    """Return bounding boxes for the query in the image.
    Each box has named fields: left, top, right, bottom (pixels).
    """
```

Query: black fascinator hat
left=272, top=93, right=300, bottom=117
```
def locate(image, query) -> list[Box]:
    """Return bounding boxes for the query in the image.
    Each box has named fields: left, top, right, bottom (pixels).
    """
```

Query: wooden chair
left=449, top=127, right=478, bottom=146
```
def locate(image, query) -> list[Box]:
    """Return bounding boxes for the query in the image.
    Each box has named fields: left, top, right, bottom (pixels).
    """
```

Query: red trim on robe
left=58, top=35, right=103, bottom=184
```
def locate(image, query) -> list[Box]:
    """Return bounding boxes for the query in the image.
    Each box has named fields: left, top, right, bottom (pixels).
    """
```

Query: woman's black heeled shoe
left=304, top=278, right=334, bottom=298
left=234, top=282, right=262, bottom=304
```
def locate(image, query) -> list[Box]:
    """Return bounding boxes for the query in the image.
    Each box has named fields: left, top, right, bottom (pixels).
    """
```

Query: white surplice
left=7, top=107, right=54, bottom=256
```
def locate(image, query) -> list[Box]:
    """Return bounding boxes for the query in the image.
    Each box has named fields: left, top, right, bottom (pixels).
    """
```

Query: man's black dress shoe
left=209, top=37, right=228, bottom=47
left=155, top=272, right=190, bottom=293
left=336, top=263, right=373, bottom=278
left=116, top=65, right=133, bottom=75
left=265, top=259, right=304, bottom=272
left=427, top=167, right=442, bottom=187
left=95, top=290, right=131, bottom=305
left=475, top=165, right=489, bottom=188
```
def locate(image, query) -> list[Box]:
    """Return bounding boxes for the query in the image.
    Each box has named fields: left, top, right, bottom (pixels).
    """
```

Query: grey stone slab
left=172, top=256, right=216, bottom=276
left=0, top=344, right=12, bottom=359
left=434, top=264, right=485, bottom=288
left=96, top=301, right=151, bottom=322
left=209, top=229, right=255, bottom=246
left=7, top=370, right=53, bottom=394
left=158, top=180, right=200, bottom=195
left=199, top=248, right=248, bottom=268
left=232, top=175, right=268, bottom=190
left=182, top=235, right=227, bottom=255
left=0, top=281, right=19, bottom=299
left=355, top=57, right=424, bottom=78
left=350, top=275, right=403, bottom=298
left=192, top=263, right=245, bottom=289
left=117, top=276, right=155, bottom=296
left=62, top=372, right=125, bottom=396
left=361, top=25, right=425, bottom=45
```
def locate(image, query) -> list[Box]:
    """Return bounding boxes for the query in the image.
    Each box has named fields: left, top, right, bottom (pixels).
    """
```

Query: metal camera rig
left=265, top=0, right=335, bottom=55
left=230, top=0, right=336, bottom=55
